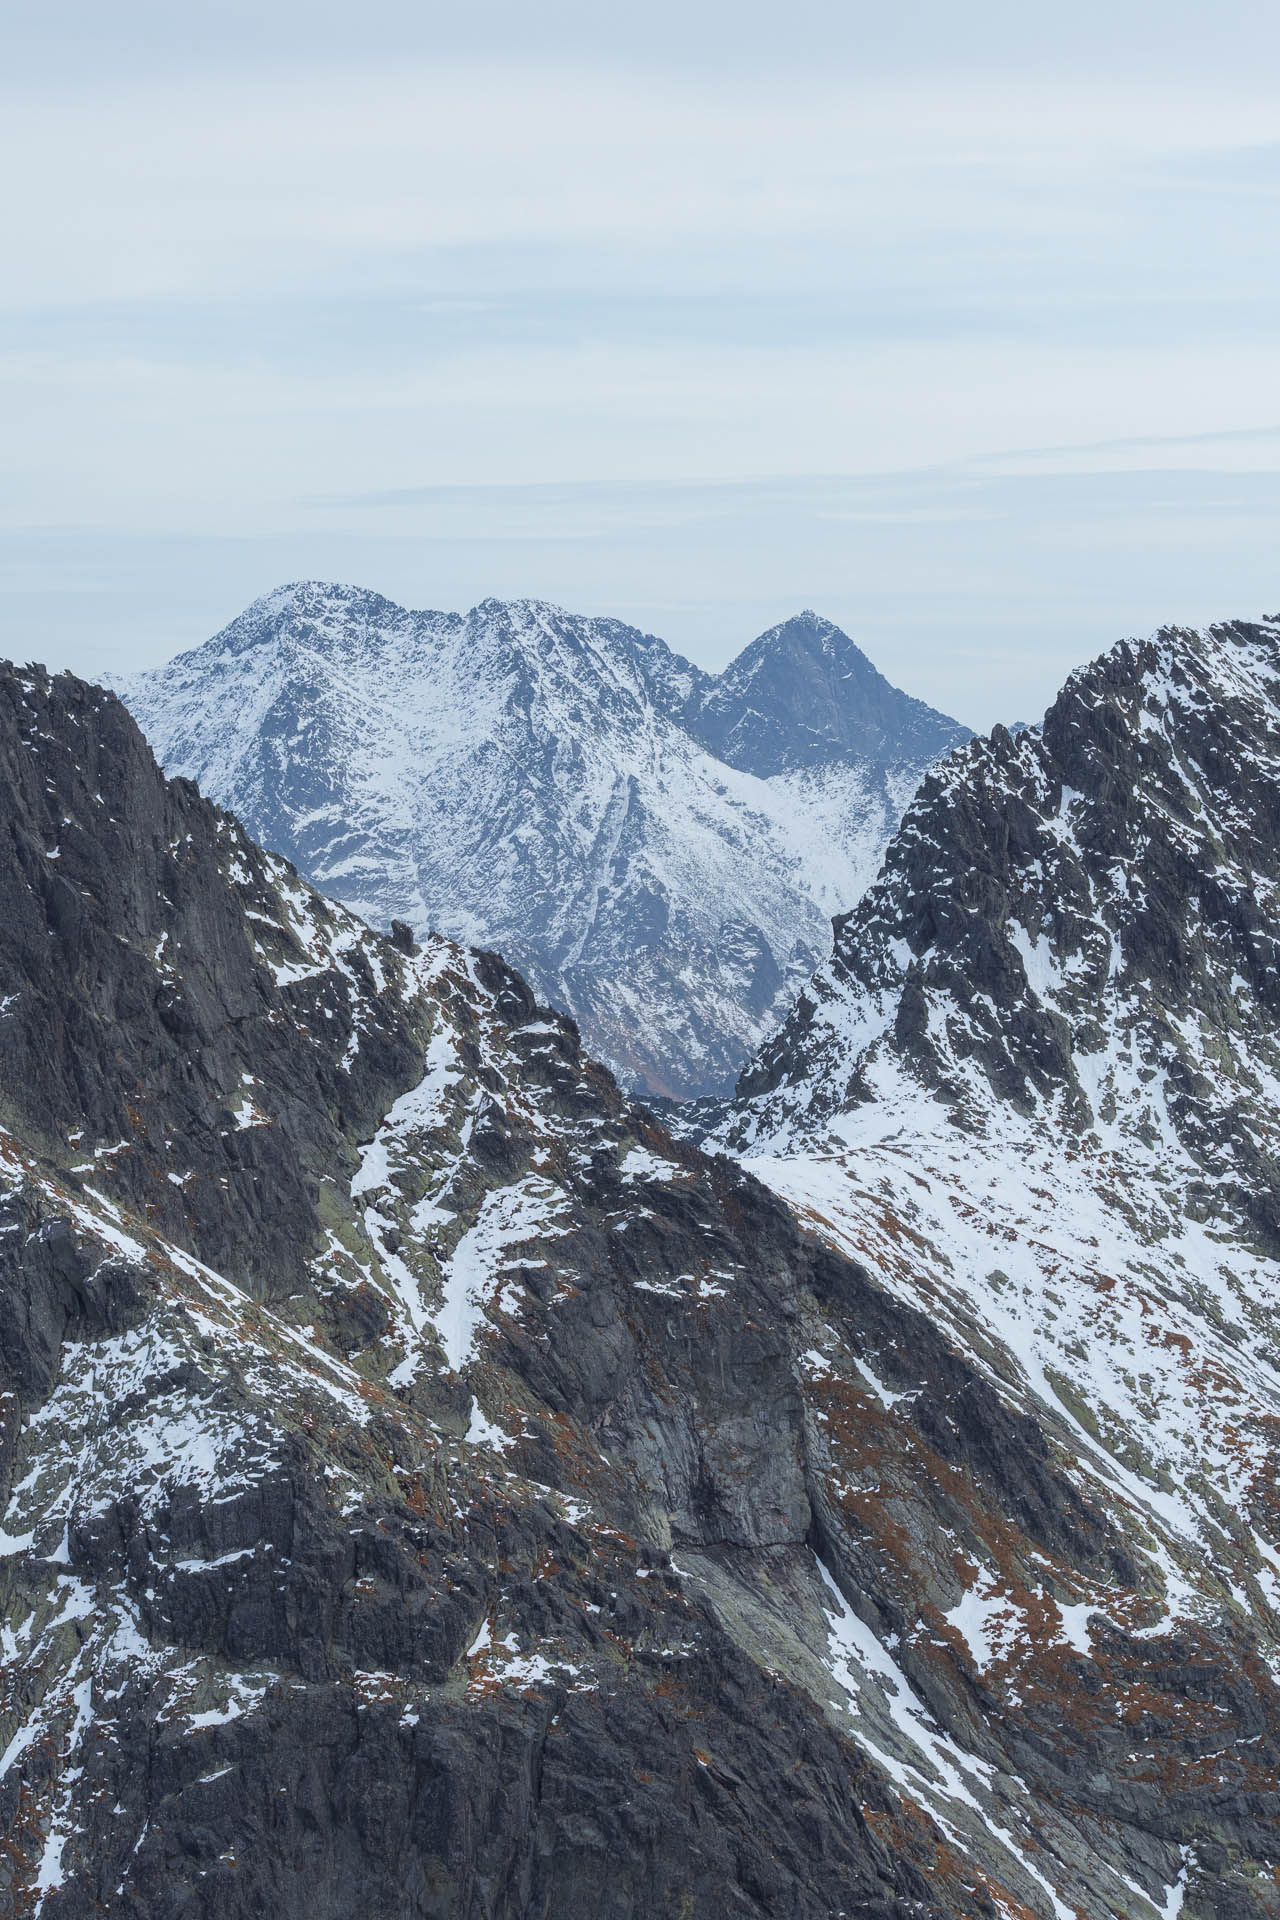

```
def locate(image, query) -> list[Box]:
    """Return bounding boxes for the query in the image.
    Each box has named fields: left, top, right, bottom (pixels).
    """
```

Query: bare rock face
left=713, top=616, right=1280, bottom=1919
left=0, top=656, right=1275, bottom=1920
left=690, top=608, right=965, bottom=776
left=114, top=587, right=966, bottom=1099
left=733, top=617, right=1280, bottom=1152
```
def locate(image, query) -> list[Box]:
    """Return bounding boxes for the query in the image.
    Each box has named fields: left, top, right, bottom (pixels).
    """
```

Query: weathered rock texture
left=710, top=617, right=1280, bottom=1919
left=0, top=653, right=1273, bottom=1919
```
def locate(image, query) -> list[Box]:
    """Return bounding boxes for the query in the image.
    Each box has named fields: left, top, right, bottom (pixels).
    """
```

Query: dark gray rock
left=0, top=654, right=1273, bottom=1920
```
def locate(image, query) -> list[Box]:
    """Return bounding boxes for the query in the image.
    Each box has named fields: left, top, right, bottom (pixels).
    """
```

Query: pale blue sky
left=5, top=1, right=1280, bottom=725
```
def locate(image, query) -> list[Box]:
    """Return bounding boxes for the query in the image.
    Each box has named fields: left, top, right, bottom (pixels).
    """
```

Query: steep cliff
left=0, top=658, right=1271, bottom=1919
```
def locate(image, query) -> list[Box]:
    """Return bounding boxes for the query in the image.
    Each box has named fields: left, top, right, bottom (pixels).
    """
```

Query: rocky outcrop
left=0, top=658, right=1273, bottom=1918
left=732, top=618, right=1280, bottom=1160
left=710, top=616, right=1280, bottom=1918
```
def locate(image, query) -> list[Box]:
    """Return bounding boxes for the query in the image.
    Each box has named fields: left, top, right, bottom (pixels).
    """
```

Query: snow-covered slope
left=5, top=659, right=1280, bottom=1919
left=117, top=586, right=966, bottom=1098
left=710, top=619, right=1280, bottom=1858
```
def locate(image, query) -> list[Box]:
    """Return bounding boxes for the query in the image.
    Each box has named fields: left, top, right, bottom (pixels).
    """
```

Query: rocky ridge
left=115, top=587, right=966, bottom=1100
left=703, top=615, right=1280, bottom=1914
left=0, top=662, right=1265, bottom=1916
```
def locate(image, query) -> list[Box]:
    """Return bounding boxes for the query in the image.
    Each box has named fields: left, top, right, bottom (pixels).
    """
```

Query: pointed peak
left=749, top=609, right=856, bottom=651
left=698, top=611, right=969, bottom=778
left=721, top=612, right=884, bottom=696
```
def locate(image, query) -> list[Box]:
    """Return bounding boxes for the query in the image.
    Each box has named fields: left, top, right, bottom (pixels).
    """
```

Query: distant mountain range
left=117, top=587, right=967, bottom=1098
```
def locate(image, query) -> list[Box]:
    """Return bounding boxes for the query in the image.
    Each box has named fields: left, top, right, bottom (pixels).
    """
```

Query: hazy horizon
left=82, top=534, right=1280, bottom=738
left=6, top=1, right=1280, bottom=726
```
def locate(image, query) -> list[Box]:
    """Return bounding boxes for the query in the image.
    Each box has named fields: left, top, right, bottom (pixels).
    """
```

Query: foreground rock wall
left=0, top=662, right=1273, bottom=1918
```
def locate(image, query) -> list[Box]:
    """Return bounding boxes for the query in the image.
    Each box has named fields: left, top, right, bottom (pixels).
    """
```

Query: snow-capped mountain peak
left=211, top=578, right=434, bottom=654
left=118, top=588, right=968, bottom=1097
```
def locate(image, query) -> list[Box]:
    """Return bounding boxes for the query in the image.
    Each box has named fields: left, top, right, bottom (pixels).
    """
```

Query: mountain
left=701, top=614, right=1280, bottom=1912
left=690, top=609, right=966, bottom=776
left=2, top=659, right=1272, bottom=1917
left=115, top=586, right=967, bottom=1100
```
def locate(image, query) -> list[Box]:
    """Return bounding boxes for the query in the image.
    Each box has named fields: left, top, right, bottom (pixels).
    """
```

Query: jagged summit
left=691, top=619, right=1280, bottom=1897
left=5, top=654, right=1280, bottom=1919
left=732, top=613, right=1280, bottom=1171
left=119, top=588, right=969, bottom=1098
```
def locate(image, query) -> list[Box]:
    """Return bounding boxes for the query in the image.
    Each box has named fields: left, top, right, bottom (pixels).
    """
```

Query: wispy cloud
left=5, top=24, right=1280, bottom=708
